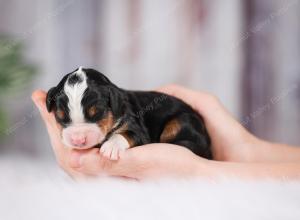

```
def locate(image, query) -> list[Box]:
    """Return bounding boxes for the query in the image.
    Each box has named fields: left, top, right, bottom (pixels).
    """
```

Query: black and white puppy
left=46, top=67, right=212, bottom=160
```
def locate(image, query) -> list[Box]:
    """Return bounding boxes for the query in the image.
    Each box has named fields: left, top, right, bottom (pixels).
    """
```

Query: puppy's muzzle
left=62, top=123, right=104, bottom=149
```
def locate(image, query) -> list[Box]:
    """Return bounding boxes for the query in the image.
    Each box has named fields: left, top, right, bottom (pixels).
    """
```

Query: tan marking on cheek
left=97, top=111, right=114, bottom=136
left=160, top=118, right=181, bottom=143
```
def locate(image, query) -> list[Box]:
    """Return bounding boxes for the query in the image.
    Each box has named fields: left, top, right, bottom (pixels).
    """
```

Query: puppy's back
left=126, top=91, right=212, bottom=159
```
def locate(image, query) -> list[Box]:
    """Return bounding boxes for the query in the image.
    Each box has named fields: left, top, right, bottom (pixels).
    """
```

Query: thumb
left=31, top=90, right=58, bottom=130
left=31, top=90, right=64, bottom=154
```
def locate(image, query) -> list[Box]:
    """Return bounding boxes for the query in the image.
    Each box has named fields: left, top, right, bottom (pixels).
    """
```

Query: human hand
left=32, top=90, right=211, bottom=180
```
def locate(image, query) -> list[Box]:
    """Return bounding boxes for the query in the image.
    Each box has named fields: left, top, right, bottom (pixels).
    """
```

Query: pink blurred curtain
left=243, top=0, right=300, bottom=145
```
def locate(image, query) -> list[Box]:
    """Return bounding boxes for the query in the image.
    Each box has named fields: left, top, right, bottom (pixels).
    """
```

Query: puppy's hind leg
left=160, top=113, right=212, bottom=159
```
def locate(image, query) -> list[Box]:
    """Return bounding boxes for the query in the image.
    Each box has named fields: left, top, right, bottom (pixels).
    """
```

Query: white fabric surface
left=1, top=156, right=300, bottom=220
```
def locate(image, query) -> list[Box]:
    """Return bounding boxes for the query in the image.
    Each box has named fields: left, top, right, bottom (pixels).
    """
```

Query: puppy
left=46, top=67, right=212, bottom=160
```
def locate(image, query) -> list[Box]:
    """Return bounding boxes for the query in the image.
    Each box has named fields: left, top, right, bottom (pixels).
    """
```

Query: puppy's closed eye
left=56, top=109, right=65, bottom=119
left=88, top=106, right=97, bottom=117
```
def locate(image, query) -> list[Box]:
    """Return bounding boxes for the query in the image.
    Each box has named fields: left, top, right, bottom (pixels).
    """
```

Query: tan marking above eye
left=88, top=106, right=97, bottom=117
left=56, top=109, right=65, bottom=119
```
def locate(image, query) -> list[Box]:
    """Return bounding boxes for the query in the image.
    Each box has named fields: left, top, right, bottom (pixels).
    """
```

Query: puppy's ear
left=46, top=87, right=58, bottom=112
left=108, top=86, right=124, bottom=118
left=46, top=73, right=71, bottom=112
left=85, top=68, right=112, bottom=86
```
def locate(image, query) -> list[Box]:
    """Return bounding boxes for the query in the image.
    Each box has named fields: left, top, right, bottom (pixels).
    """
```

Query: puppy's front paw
left=100, top=134, right=130, bottom=160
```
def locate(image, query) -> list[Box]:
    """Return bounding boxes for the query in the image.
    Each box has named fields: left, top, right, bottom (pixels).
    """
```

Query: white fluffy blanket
left=1, top=156, right=300, bottom=220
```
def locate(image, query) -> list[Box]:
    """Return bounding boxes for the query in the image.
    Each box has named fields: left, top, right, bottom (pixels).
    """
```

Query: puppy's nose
left=70, top=134, right=86, bottom=146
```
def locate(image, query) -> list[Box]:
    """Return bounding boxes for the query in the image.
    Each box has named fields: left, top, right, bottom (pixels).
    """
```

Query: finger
left=31, top=90, right=58, bottom=129
left=74, top=147, right=135, bottom=177
left=77, top=146, right=165, bottom=179
left=31, top=90, right=65, bottom=156
left=79, top=150, right=120, bottom=176
left=157, top=84, right=240, bottom=124
left=156, top=84, right=208, bottom=112
left=31, top=90, right=63, bottom=137
left=73, top=148, right=108, bottom=176
left=107, top=148, right=148, bottom=179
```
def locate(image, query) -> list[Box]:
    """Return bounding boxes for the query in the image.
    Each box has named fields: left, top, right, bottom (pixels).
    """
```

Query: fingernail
left=69, top=151, right=82, bottom=168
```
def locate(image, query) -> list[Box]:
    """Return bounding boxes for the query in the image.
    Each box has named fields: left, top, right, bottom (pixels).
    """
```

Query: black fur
left=46, top=68, right=212, bottom=159
left=124, top=91, right=212, bottom=158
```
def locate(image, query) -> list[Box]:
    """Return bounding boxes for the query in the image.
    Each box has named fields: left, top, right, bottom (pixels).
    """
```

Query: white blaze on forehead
left=64, top=66, right=88, bottom=124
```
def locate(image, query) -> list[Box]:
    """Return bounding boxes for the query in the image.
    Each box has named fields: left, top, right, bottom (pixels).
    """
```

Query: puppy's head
left=46, top=67, right=124, bottom=149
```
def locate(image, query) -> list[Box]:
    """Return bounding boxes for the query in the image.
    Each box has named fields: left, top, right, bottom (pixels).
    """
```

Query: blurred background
left=0, top=0, right=299, bottom=163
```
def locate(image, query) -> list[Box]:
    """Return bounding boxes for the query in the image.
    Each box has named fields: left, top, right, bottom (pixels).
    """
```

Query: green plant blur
left=0, top=35, right=37, bottom=137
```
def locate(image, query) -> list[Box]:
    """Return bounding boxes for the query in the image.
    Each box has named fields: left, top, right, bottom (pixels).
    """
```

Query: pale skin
left=31, top=85, right=300, bottom=180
